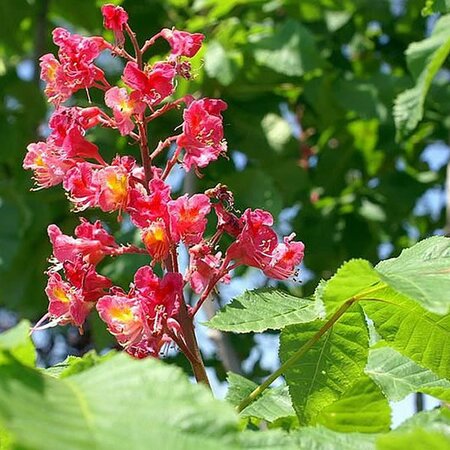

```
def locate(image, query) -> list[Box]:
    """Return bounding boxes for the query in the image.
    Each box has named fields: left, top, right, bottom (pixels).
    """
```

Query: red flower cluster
left=25, top=5, right=305, bottom=360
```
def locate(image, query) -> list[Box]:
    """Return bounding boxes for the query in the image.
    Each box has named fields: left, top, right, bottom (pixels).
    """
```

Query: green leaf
left=206, top=289, right=321, bottom=333
left=422, top=0, right=450, bottom=17
left=239, top=426, right=377, bottom=450
left=253, top=19, right=322, bottom=77
left=317, top=375, right=391, bottom=433
left=222, top=168, right=283, bottom=216
left=0, top=353, right=238, bottom=450
left=0, top=424, right=13, bottom=450
left=366, top=345, right=450, bottom=402
left=320, top=259, right=383, bottom=316
left=227, top=372, right=295, bottom=422
left=0, top=320, right=35, bottom=367
left=204, top=40, right=242, bottom=86
left=376, top=409, right=450, bottom=450
left=261, top=113, right=293, bottom=153
left=393, top=14, right=450, bottom=138
left=45, top=350, right=115, bottom=378
left=375, top=236, right=450, bottom=315
left=362, top=288, right=450, bottom=379
left=280, top=305, right=369, bottom=425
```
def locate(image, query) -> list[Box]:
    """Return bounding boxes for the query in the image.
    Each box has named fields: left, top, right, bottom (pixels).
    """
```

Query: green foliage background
left=0, top=0, right=449, bottom=380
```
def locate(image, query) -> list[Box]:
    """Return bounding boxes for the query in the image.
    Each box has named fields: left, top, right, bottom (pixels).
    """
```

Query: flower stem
left=125, top=24, right=142, bottom=68
left=236, top=282, right=387, bottom=413
left=177, top=297, right=211, bottom=388
left=137, top=119, right=152, bottom=189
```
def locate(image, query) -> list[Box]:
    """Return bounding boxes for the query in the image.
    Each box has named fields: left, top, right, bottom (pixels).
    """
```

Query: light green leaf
left=253, top=19, right=322, bottom=76
left=362, top=288, right=450, bottom=379
left=320, top=259, right=383, bottom=316
left=206, top=289, right=321, bottom=333
left=45, top=350, right=115, bottom=378
left=325, top=11, right=352, bottom=32
left=0, top=320, right=35, bottom=367
left=0, top=425, right=13, bottom=450
left=227, top=373, right=295, bottom=422
left=317, top=375, right=391, bottom=433
left=0, top=353, right=238, bottom=450
left=366, top=345, right=450, bottom=402
left=240, top=426, right=377, bottom=450
left=375, top=236, right=450, bottom=315
left=261, top=113, right=292, bottom=153
left=376, top=409, right=450, bottom=450
left=393, top=14, right=450, bottom=138
left=204, top=40, right=242, bottom=86
left=280, top=305, right=369, bottom=425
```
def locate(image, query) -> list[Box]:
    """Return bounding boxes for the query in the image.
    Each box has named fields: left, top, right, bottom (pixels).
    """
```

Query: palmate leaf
left=375, top=236, right=450, bottom=315
left=362, top=288, right=450, bottom=380
left=0, top=353, right=239, bottom=450
left=316, top=375, right=391, bottom=433
left=365, top=345, right=450, bottom=402
left=226, top=373, right=295, bottom=422
left=279, top=305, right=369, bottom=425
left=206, top=289, right=321, bottom=333
left=393, top=14, right=450, bottom=139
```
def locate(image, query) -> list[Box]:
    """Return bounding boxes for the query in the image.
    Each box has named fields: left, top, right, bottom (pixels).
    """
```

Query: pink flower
left=141, top=219, right=172, bottom=261
left=101, top=4, right=129, bottom=46
left=40, top=28, right=106, bottom=104
left=64, top=157, right=135, bottom=213
left=168, top=194, right=211, bottom=245
left=96, top=164, right=130, bottom=212
left=39, top=54, right=71, bottom=104
left=43, top=257, right=111, bottom=329
left=126, top=338, right=162, bottom=358
left=63, top=162, right=99, bottom=211
left=97, top=294, right=144, bottom=347
left=187, top=243, right=230, bottom=294
left=161, top=28, right=204, bottom=58
left=127, top=177, right=172, bottom=228
left=134, top=267, right=182, bottom=337
left=105, top=87, right=146, bottom=135
left=23, top=141, right=75, bottom=189
left=45, top=272, right=90, bottom=327
left=123, top=61, right=176, bottom=107
left=177, top=98, right=228, bottom=170
left=264, top=234, right=305, bottom=280
left=97, top=267, right=183, bottom=358
left=226, top=209, right=305, bottom=280
left=48, top=106, right=103, bottom=162
left=48, top=219, right=118, bottom=265
left=63, top=257, right=112, bottom=302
